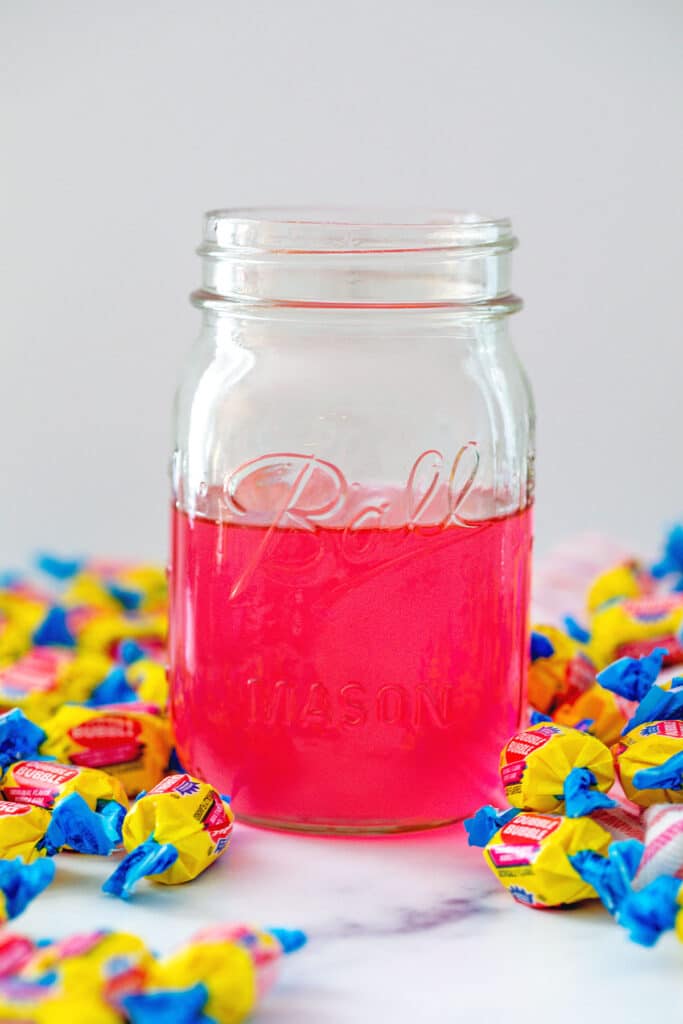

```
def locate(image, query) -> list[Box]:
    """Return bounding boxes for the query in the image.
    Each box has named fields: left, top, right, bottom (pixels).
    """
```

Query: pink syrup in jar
left=170, top=465, right=532, bottom=833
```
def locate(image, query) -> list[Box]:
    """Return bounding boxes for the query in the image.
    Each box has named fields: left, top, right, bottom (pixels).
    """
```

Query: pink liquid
left=170, top=496, right=532, bottom=832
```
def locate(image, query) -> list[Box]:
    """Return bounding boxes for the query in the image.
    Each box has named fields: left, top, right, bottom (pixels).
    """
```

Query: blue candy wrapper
left=35, top=554, right=83, bottom=581
left=0, top=709, right=46, bottom=770
left=597, top=648, right=667, bottom=703
left=43, top=793, right=125, bottom=856
left=624, top=679, right=683, bottom=733
left=464, top=805, right=519, bottom=847
left=0, top=856, right=56, bottom=922
left=563, top=767, right=616, bottom=818
left=32, top=607, right=75, bottom=648
left=120, top=640, right=146, bottom=665
left=617, top=876, right=682, bottom=946
left=102, top=839, right=179, bottom=899
left=530, top=631, right=555, bottom=661
left=632, top=750, right=683, bottom=793
left=88, top=666, right=138, bottom=706
left=569, top=839, right=643, bottom=915
left=123, top=983, right=209, bottom=1024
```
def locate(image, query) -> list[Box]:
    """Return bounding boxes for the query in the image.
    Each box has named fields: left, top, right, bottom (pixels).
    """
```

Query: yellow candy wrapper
left=528, top=626, right=596, bottom=714
left=589, top=595, right=683, bottom=669
left=22, top=929, right=154, bottom=1007
left=614, top=719, right=683, bottom=807
left=148, top=939, right=256, bottom=1023
left=0, top=976, right=121, bottom=1024
left=39, top=705, right=171, bottom=797
left=586, top=561, right=652, bottom=614
left=76, top=610, right=167, bottom=657
left=122, top=925, right=306, bottom=1024
left=1, top=760, right=128, bottom=815
left=500, top=722, right=615, bottom=815
left=0, top=801, right=52, bottom=862
left=1, top=761, right=129, bottom=856
left=479, top=811, right=611, bottom=908
left=103, top=773, right=234, bottom=898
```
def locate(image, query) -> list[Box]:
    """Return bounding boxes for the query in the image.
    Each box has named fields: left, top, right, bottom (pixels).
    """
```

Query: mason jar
left=170, top=208, right=534, bottom=834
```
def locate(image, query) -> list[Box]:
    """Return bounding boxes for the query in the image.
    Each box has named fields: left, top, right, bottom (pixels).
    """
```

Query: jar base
left=235, top=812, right=461, bottom=836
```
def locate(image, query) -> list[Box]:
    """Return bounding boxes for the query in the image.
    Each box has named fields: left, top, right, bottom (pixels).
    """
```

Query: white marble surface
left=16, top=819, right=682, bottom=1023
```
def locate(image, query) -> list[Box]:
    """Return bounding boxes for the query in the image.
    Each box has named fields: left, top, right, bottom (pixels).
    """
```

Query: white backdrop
left=2, top=0, right=682, bottom=567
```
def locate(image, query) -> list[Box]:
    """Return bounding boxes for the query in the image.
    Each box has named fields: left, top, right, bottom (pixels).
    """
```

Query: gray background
left=2, top=0, right=681, bottom=567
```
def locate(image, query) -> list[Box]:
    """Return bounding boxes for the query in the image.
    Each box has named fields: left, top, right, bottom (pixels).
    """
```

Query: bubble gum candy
left=586, top=560, right=653, bottom=614
left=22, top=929, right=155, bottom=1007
left=0, top=801, right=54, bottom=861
left=1, top=761, right=128, bottom=856
left=589, top=595, right=683, bottom=669
left=527, top=626, right=596, bottom=715
left=0, top=648, right=112, bottom=722
left=465, top=808, right=612, bottom=908
left=103, top=773, right=234, bottom=898
left=630, top=804, right=683, bottom=890
left=75, top=610, right=167, bottom=658
left=123, top=925, right=306, bottom=1024
left=0, top=975, right=121, bottom=1024
left=39, top=704, right=172, bottom=797
left=500, top=722, right=615, bottom=816
left=614, top=720, right=683, bottom=806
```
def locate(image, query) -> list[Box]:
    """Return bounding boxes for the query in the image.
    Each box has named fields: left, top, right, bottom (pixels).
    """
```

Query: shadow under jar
left=170, top=207, right=535, bottom=834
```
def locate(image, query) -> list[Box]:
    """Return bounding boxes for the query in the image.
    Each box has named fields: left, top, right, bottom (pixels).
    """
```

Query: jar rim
left=201, top=206, right=516, bottom=255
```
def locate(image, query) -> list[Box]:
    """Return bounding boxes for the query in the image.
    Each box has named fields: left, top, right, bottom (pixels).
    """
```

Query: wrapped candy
left=589, top=595, right=683, bottom=669
left=86, top=646, right=168, bottom=714
left=598, top=651, right=683, bottom=733
left=123, top=926, right=306, bottom=1024
left=39, top=705, right=171, bottom=797
left=613, top=720, right=683, bottom=807
left=586, top=560, right=653, bottom=615
left=76, top=610, right=167, bottom=659
left=103, top=773, right=234, bottom=898
left=0, top=801, right=54, bottom=861
left=553, top=648, right=670, bottom=744
left=1, top=760, right=127, bottom=856
left=465, top=807, right=612, bottom=908
left=527, top=626, right=596, bottom=715
left=499, top=722, right=615, bottom=816
left=21, top=929, right=155, bottom=1009
left=631, top=804, right=683, bottom=889
left=0, top=647, right=112, bottom=722
left=0, top=975, right=121, bottom=1023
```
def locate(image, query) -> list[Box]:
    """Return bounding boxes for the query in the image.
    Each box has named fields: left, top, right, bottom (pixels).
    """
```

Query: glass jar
left=170, top=208, right=534, bottom=834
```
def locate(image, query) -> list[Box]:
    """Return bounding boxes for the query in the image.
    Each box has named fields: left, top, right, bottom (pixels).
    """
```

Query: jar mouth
left=196, top=206, right=519, bottom=310
left=200, top=206, right=516, bottom=255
